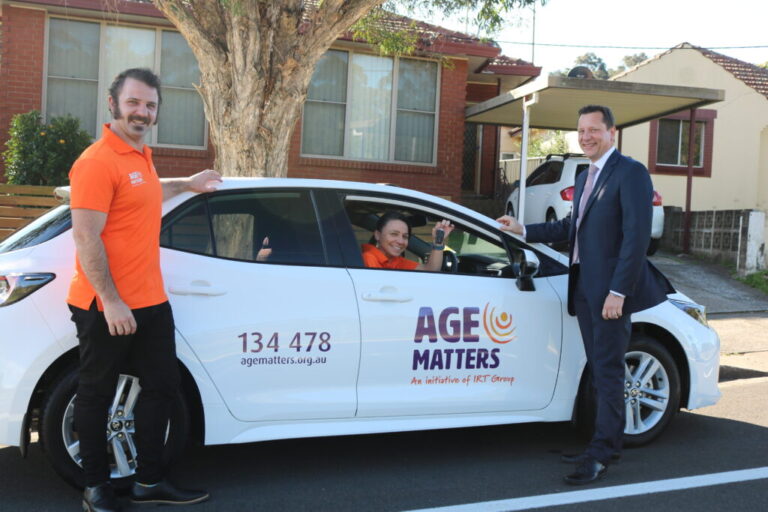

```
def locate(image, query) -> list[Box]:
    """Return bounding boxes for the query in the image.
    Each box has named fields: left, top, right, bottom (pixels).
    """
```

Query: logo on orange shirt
left=128, top=171, right=145, bottom=186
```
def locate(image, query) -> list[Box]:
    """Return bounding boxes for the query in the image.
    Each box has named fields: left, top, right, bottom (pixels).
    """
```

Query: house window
left=301, top=50, right=439, bottom=164
left=45, top=18, right=206, bottom=149
left=648, top=109, right=716, bottom=177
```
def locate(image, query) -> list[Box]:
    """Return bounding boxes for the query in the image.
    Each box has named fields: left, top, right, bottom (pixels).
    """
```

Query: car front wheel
left=622, top=335, right=681, bottom=446
left=576, top=334, right=681, bottom=447
left=40, top=366, right=189, bottom=489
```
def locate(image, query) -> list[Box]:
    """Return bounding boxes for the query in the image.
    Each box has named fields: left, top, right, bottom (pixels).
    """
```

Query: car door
left=339, top=194, right=564, bottom=417
left=160, top=188, right=361, bottom=422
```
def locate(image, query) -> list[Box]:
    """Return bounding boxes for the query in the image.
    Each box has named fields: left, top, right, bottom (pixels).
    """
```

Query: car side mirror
left=516, top=249, right=539, bottom=291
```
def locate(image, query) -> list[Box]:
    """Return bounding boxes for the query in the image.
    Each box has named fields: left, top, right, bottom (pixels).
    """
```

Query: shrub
left=2, top=110, right=92, bottom=186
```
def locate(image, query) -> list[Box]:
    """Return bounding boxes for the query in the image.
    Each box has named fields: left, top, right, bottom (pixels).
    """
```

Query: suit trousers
left=573, top=270, right=631, bottom=464
left=69, top=300, right=180, bottom=486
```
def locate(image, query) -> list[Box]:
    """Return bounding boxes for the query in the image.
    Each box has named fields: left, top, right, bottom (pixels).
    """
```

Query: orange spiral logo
left=483, top=302, right=517, bottom=344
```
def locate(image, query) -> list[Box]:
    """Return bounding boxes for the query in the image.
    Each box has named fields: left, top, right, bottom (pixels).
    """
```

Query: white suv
left=506, top=154, right=665, bottom=254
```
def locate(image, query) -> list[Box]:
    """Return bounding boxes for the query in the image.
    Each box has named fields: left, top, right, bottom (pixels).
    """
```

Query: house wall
left=1, top=4, right=505, bottom=203
left=0, top=5, right=46, bottom=161
left=617, top=48, right=768, bottom=214
left=288, top=58, right=469, bottom=201
left=0, top=5, right=215, bottom=179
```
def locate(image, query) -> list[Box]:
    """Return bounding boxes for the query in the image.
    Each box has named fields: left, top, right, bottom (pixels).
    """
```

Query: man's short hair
left=578, top=105, right=615, bottom=129
left=108, top=68, right=163, bottom=107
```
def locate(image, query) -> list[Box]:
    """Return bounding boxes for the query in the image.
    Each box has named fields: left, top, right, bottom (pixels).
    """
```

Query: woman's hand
left=431, top=220, right=455, bottom=243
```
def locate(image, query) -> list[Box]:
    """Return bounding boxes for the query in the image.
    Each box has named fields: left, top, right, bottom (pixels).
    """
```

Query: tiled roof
left=119, top=0, right=534, bottom=65
left=615, top=42, right=768, bottom=100
left=689, top=43, right=768, bottom=99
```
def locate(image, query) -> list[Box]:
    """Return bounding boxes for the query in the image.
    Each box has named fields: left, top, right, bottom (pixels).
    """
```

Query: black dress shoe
left=564, top=458, right=607, bottom=485
left=130, top=479, right=209, bottom=505
left=561, top=451, right=621, bottom=464
left=83, top=482, right=121, bottom=512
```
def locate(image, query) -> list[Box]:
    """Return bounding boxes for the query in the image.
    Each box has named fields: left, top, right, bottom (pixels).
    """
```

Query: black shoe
left=561, top=451, right=621, bottom=464
left=83, top=483, right=121, bottom=512
left=130, top=479, right=209, bottom=505
left=564, top=457, right=607, bottom=485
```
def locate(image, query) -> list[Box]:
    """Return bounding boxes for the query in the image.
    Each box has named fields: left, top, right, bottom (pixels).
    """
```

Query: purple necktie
left=573, top=164, right=598, bottom=264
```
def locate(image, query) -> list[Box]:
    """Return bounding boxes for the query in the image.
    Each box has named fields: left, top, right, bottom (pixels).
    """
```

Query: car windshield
left=0, top=205, right=72, bottom=254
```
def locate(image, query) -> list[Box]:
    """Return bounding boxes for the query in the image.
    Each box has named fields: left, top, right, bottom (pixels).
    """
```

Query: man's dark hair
left=578, top=105, right=615, bottom=129
left=108, top=68, right=163, bottom=108
left=376, top=211, right=411, bottom=237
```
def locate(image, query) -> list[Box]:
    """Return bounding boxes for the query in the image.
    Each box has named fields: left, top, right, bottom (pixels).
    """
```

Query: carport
left=465, top=75, right=724, bottom=250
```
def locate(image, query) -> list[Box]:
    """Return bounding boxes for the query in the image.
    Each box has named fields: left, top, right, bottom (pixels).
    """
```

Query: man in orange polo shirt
left=68, top=68, right=220, bottom=512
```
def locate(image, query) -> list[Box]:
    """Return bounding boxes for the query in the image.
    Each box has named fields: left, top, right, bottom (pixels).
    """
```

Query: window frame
left=42, top=15, right=208, bottom=150
left=300, top=49, right=441, bottom=166
left=648, top=109, right=716, bottom=177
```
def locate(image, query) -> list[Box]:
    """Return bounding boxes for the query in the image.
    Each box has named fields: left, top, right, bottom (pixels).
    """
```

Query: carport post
left=683, top=108, right=698, bottom=253
left=517, top=93, right=539, bottom=224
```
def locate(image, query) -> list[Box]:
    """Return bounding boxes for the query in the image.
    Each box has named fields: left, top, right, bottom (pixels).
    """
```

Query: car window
left=526, top=163, right=549, bottom=186
left=0, top=204, right=71, bottom=254
left=539, top=161, right=564, bottom=184
left=161, top=190, right=327, bottom=265
left=343, top=198, right=513, bottom=277
left=160, top=200, right=213, bottom=255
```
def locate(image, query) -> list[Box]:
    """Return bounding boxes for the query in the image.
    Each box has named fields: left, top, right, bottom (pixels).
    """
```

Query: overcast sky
left=424, top=0, right=768, bottom=74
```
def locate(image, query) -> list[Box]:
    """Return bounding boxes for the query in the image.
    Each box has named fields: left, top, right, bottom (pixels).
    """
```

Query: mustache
left=127, top=114, right=152, bottom=125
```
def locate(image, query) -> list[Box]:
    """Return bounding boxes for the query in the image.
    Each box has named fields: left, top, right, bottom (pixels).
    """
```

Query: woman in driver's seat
left=361, top=211, right=454, bottom=271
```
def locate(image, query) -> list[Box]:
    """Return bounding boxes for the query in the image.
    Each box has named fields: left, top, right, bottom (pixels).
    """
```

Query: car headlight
left=669, top=298, right=708, bottom=327
left=0, top=273, right=56, bottom=307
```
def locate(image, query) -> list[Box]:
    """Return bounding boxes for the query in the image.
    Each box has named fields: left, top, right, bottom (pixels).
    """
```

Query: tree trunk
left=153, top=0, right=383, bottom=177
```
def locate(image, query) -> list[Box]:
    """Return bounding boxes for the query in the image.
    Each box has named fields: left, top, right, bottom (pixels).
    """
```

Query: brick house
left=0, top=0, right=540, bottom=202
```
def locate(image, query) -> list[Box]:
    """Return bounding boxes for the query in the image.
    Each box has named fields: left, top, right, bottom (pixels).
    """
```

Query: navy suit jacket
left=526, top=150, right=668, bottom=316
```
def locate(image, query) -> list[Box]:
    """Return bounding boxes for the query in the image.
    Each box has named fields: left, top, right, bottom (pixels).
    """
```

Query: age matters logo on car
left=411, top=303, right=517, bottom=371
left=483, top=303, right=516, bottom=344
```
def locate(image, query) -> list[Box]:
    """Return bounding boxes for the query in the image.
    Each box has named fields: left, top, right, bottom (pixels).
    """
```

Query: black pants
left=574, top=277, right=631, bottom=465
left=69, top=300, right=180, bottom=487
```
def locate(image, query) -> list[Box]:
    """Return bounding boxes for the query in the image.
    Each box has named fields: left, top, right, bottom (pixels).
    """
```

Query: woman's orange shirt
left=361, top=244, right=418, bottom=270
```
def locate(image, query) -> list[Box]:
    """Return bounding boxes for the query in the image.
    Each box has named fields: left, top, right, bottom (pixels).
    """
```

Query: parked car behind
left=506, top=154, right=664, bottom=254
left=0, top=178, right=718, bottom=488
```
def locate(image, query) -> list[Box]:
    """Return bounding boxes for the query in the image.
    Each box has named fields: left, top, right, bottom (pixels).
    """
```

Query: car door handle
left=168, top=280, right=227, bottom=296
left=362, top=286, right=412, bottom=303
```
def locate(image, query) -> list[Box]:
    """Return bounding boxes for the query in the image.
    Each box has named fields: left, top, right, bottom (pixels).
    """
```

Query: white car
left=506, top=154, right=665, bottom=254
left=0, top=178, right=719, bottom=487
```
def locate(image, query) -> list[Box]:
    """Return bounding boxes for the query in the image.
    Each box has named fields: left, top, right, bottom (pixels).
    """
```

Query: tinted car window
left=539, top=161, right=564, bottom=184
left=0, top=205, right=71, bottom=254
left=160, top=200, right=213, bottom=255
left=526, top=163, right=549, bottom=186
left=163, top=190, right=327, bottom=266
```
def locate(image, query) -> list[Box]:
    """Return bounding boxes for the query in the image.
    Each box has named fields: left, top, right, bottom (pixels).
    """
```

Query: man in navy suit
left=497, top=105, right=667, bottom=485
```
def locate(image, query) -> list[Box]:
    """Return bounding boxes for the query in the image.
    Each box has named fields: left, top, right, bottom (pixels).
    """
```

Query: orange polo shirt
left=361, top=244, right=418, bottom=270
left=67, top=124, right=167, bottom=311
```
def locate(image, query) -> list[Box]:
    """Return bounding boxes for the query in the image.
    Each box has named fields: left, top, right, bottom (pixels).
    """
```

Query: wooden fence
left=0, top=184, right=60, bottom=240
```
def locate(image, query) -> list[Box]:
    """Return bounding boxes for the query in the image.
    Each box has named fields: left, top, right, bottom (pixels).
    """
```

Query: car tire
left=647, top=238, right=660, bottom=256
left=39, top=366, right=190, bottom=489
left=575, top=334, right=681, bottom=447
left=545, top=210, right=557, bottom=223
left=506, top=203, right=515, bottom=217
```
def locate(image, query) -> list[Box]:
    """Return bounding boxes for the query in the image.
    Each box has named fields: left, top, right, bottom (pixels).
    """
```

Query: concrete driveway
left=650, top=251, right=768, bottom=315
left=650, top=250, right=768, bottom=379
